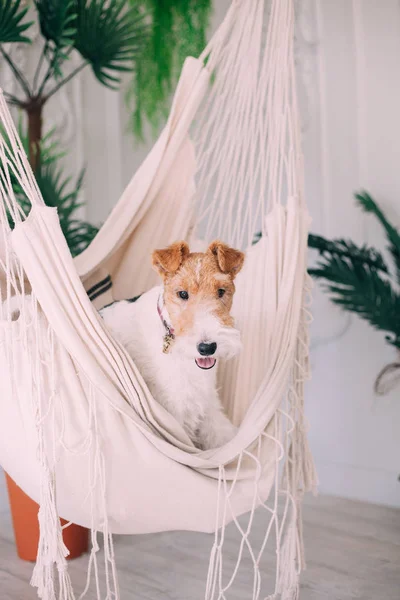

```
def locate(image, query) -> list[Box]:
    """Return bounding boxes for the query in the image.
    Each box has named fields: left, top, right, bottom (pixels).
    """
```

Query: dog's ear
left=152, top=241, right=190, bottom=278
left=208, top=240, right=245, bottom=278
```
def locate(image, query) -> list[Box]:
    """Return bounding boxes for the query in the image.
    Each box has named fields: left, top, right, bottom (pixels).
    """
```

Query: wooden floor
left=0, top=494, right=399, bottom=600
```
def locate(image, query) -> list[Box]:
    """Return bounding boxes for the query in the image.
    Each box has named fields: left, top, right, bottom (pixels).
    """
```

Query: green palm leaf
left=73, top=0, right=148, bottom=89
left=35, top=0, right=76, bottom=48
left=34, top=0, right=78, bottom=81
left=0, top=0, right=33, bottom=44
left=312, top=255, right=400, bottom=349
left=308, top=228, right=400, bottom=349
left=34, top=0, right=77, bottom=48
left=356, top=190, right=400, bottom=285
left=308, top=234, right=389, bottom=273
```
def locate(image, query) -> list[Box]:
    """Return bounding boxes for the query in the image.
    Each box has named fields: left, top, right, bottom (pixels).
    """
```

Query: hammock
left=0, top=0, right=316, bottom=599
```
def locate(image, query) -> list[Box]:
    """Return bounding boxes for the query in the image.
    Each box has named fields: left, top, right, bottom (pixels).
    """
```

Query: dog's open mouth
left=195, top=357, right=217, bottom=370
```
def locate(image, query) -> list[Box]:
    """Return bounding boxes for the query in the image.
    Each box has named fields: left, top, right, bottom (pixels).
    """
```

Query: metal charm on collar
left=157, top=291, right=175, bottom=354
left=162, top=333, right=175, bottom=354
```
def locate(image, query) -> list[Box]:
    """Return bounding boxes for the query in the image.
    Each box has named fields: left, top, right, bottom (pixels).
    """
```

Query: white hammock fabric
left=0, top=1, right=316, bottom=599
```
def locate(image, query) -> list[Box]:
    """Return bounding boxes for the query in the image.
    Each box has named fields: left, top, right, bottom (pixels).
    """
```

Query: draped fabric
left=0, top=1, right=316, bottom=599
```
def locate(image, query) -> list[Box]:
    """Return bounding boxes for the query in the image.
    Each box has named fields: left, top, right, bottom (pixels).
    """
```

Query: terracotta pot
left=5, top=473, right=89, bottom=562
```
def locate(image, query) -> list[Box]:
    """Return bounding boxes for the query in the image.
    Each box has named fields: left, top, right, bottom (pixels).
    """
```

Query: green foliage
left=4, top=121, right=99, bottom=257
left=1, top=0, right=149, bottom=98
left=309, top=193, right=400, bottom=350
left=34, top=0, right=77, bottom=79
left=73, top=0, right=148, bottom=89
left=308, top=234, right=389, bottom=274
left=0, top=0, right=150, bottom=257
left=0, top=0, right=33, bottom=44
left=356, top=191, right=400, bottom=285
left=35, top=0, right=76, bottom=48
left=0, top=0, right=212, bottom=253
left=127, top=0, right=212, bottom=140
left=1, top=0, right=212, bottom=137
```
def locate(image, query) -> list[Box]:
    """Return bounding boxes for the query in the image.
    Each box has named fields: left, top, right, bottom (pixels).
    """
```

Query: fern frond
left=356, top=190, right=400, bottom=284
left=310, top=236, right=400, bottom=348
left=308, top=234, right=389, bottom=273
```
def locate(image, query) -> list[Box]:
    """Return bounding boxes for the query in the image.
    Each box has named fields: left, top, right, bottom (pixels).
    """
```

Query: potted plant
left=1, top=0, right=212, bottom=562
left=308, top=191, right=400, bottom=394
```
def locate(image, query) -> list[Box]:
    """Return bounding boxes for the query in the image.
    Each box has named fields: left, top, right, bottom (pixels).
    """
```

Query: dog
left=101, top=240, right=245, bottom=450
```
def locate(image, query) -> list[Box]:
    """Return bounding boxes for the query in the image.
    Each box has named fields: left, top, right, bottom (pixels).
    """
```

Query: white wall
left=1, top=0, right=400, bottom=513
left=303, top=0, right=400, bottom=507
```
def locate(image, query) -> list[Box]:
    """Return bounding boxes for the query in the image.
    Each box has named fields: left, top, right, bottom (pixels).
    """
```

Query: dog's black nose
left=197, top=342, right=217, bottom=356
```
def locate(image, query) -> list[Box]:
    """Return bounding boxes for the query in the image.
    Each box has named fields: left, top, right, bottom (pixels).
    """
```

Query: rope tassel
left=30, top=468, right=75, bottom=600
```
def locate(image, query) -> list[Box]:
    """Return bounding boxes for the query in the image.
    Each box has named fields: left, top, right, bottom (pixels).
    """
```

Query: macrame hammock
left=0, top=0, right=316, bottom=598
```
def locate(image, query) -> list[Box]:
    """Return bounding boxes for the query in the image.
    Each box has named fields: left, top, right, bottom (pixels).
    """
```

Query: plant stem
left=3, top=91, right=23, bottom=107
left=36, top=53, right=57, bottom=97
left=36, top=44, right=77, bottom=98
left=26, top=99, right=44, bottom=173
left=44, top=62, right=88, bottom=102
left=33, top=42, right=48, bottom=94
left=0, top=47, right=31, bottom=98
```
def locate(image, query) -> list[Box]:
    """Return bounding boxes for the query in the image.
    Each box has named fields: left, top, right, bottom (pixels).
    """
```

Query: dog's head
left=152, top=241, right=245, bottom=369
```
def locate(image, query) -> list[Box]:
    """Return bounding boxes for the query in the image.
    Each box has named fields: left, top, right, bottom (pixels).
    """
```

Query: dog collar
left=157, top=291, right=175, bottom=354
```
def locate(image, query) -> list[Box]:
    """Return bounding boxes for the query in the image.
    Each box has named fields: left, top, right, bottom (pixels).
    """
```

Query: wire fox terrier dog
left=101, top=240, right=245, bottom=450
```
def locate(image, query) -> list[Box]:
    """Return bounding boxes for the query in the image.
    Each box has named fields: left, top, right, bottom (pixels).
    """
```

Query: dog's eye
left=218, top=289, right=226, bottom=298
left=178, top=290, right=189, bottom=300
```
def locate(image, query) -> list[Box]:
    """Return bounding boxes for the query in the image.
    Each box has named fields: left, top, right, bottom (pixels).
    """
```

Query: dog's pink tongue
left=195, top=357, right=217, bottom=370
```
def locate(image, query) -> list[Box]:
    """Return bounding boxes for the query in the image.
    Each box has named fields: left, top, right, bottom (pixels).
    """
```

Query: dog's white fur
left=101, top=285, right=240, bottom=450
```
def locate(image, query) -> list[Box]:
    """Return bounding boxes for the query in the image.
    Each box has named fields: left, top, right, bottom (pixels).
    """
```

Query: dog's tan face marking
left=161, top=253, right=235, bottom=335
left=152, top=241, right=245, bottom=363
